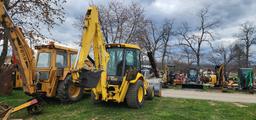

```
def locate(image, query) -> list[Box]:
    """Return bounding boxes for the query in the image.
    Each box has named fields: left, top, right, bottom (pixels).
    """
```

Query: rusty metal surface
left=0, top=64, right=15, bottom=96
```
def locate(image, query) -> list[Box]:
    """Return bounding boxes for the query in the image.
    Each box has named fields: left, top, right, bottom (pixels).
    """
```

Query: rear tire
left=126, top=80, right=144, bottom=108
left=56, top=75, right=83, bottom=103
left=145, top=86, right=154, bottom=100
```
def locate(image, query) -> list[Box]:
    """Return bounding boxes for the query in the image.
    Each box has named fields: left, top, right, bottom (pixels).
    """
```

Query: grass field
left=1, top=90, right=256, bottom=120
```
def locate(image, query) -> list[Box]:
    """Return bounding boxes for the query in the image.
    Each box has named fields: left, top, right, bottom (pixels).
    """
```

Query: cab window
left=37, top=52, right=51, bottom=68
left=107, top=48, right=124, bottom=76
left=70, top=53, right=77, bottom=67
left=125, top=49, right=140, bottom=70
left=56, top=52, right=67, bottom=68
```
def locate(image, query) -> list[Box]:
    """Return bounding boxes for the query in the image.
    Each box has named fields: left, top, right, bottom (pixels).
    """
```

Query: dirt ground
left=162, top=89, right=256, bottom=103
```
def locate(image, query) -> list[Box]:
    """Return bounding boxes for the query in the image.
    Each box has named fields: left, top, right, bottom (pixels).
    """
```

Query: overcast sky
left=44, top=0, right=256, bottom=48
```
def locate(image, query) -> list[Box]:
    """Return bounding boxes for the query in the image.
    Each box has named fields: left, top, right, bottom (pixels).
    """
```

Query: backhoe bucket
left=0, top=64, right=15, bottom=96
left=79, top=69, right=102, bottom=88
left=0, top=103, right=12, bottom=120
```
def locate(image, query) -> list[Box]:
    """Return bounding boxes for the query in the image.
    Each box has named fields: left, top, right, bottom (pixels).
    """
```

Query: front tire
left=126, top=80, right=144, bottom=108
left=56, top=75, right=83, bottom=103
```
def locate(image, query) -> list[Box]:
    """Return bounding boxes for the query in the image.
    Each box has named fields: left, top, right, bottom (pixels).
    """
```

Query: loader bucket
left=0, top=64, right=15, bottom=96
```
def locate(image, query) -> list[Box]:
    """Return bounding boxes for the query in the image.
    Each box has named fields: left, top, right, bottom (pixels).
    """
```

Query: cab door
left=124, top=49, right=141, bottom=80
left=55, top=51, right=68, bottom=80
left=36, top=50, right=57, bottom=96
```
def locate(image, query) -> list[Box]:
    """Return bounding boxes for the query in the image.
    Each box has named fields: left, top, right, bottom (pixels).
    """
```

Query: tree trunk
left=223, top=53, right=227, bottom=81
left=245, top=46, right=249, bottom=67
left=0, top=29, right=9, bottom=67
left=147, top=51, right=159, bottom=78
left=161, top=44, right=167, bottom=68
left=196, top=54, right=200, bottom=69
left=161, top=54, right=165, bottom=69
left=0, top=0, right=10, bottom=67
left=187, top=53, right=190, bottom=64
left=237, top=50, right=242, bottom=68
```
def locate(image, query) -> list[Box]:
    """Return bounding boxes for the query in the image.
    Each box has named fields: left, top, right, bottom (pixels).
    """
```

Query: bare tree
left=232, top=43, right=246, bottom=68
left=208, top=44, right=236, bottom=79
left=0, top=0, right=66, bottom=66
left=235, top=22, right=256, bottom=67
left=208, top=45, right=235, bottom=65
left=161, top=20, right=174, bottom=68
left=139, top=20, right=165, bottom=77
left=98, top=0, right=146, bottom=44
left=178, top=8, right=218, bottom=69
left=181, top=47, right=196, bottom=65
left=141, top=20, right=164, bottom=58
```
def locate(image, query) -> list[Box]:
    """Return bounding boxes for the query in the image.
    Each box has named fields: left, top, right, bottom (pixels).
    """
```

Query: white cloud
left=145, top=0, right=256, bottom=39
left=40, top=0, right=104, bottom=44
left=38, top=0, right=256, bottom=49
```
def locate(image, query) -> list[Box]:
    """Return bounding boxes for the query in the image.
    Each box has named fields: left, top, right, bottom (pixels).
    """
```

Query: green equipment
left=238, top=68, right=254, bottom=90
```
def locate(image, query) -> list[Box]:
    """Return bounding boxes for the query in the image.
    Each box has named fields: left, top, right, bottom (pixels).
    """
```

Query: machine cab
left=106, top=44, right=141, bottom=84
left=35, top=43, right=77, bottom=84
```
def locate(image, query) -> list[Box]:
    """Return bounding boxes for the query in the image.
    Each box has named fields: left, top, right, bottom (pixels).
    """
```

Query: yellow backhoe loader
left=71, top=6, right=154, bottom=109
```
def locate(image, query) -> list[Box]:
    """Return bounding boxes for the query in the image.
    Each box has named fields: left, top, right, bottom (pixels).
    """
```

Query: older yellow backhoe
left=0, top=1, right=83, bottom=119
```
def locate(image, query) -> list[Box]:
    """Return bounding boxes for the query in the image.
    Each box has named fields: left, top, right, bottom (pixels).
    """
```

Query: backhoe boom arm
left=0, top=1, right=35, bottom=94
left=75, top=6, right=109, bottom=71
left=73, top=6, right=109, bottom=99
